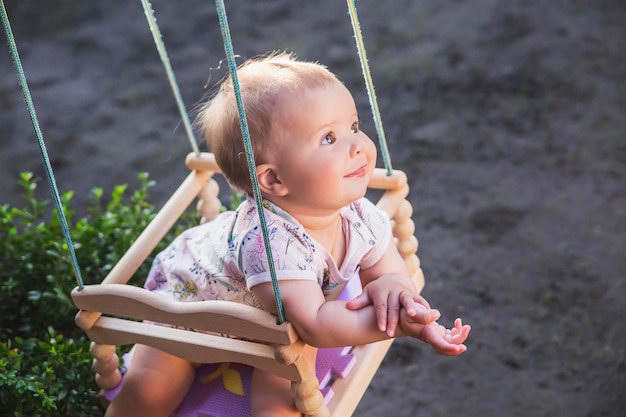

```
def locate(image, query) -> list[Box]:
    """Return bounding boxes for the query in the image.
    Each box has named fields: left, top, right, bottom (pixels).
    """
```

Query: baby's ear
left=257, top=164, right=288, bottom=196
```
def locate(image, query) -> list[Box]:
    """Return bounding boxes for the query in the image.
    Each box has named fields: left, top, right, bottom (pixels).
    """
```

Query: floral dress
left=144, top=196, right=391, bottom=308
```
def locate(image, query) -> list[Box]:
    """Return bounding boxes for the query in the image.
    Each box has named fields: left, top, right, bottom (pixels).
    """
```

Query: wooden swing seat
left=72, top=152, right=424, bottom=417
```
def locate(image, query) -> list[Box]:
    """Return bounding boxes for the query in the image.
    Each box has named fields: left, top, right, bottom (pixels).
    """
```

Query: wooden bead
left=404, top=254, right=421, bottom=276
left=292, top=377, right=320, bottom=398
left=392, top=217, right=415, bottom=240
left=293, top=384, right=324, bottom=416
left=92, top=353, right=120, bottom=375
left=196, top=179, right=222, bottom=222
left=197, top=198, right=222, bottom=222
left=275, top=340, right=305, bottom=365
left=396, top=235, right=418, bottom=257
left=393, top=199, right=413, bottom=221
left=90, top=343, right=116, bottom=361
left=377, top=186, right=409, bottom=217
left=95, top=369, right=123, bottom=390
left=204, top=197, right=223, bottom=216
left=198, top=178, right=220, bottom=200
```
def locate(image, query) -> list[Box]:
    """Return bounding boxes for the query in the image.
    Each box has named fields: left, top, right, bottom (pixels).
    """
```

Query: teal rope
left=1, top=1, right=84, bottom=289
left=139, top=0, right=200, bottom=155
left=347, top=0, right=393, bottom=175
left=214, top=0, right=285, bottom=324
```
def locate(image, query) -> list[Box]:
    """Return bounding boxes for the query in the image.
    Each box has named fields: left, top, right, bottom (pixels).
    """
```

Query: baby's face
left=270, top=80, right=377, bottom=213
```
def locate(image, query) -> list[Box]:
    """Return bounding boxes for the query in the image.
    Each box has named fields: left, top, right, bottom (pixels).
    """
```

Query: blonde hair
left=196, top=52, right=339, bottom=194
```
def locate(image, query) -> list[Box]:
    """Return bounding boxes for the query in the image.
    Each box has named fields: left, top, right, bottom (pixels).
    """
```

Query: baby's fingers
left=448, top=318, right=471, bottom=344
left=345, top=291, right=371, bottom=311
left=433, top=341, right=468, bottom=356
left=401, top=294, right=431, bottom=316
left=413, top=294, right=431, bottom=310
left=381, top=293, right=402, bottom=337
left=402, top=292, right=440, bottom=324
left=423, top=325, right=467, bottom=356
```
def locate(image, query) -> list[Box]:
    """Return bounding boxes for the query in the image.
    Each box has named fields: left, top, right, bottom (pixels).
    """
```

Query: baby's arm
left=254, top=279, right=417, bottom=347
left=253, top=279, right=470, bottom=355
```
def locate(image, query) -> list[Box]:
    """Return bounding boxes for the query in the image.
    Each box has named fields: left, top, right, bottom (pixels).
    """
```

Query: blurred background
left=1, top=1, right=624, bottom=416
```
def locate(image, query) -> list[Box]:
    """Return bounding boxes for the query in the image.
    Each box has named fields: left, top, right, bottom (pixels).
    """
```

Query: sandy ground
left=1, top=1, right=625, bottom=416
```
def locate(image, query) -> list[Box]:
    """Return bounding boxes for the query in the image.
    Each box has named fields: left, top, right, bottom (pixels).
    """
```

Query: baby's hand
left=346, top=275, right=440, bottom=337
left=403, top=314, right=471, bottom=356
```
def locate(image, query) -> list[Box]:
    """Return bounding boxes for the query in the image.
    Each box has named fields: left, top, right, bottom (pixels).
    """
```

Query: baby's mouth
left=345, top=165, right=367, bottom=178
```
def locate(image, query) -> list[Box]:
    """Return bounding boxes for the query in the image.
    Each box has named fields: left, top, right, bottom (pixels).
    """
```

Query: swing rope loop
left=1, top=0, right=84, bottom=289
left=139, top=0, right=200, bottom=155
left=347, top=0, right=393, bottom=175
left=214, top=0, right=286, bottom=324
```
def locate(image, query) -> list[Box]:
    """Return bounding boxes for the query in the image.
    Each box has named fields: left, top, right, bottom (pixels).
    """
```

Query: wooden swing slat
left=72, top=284, right=298, bottom=345
left=84, top=316, right=306, bottom=381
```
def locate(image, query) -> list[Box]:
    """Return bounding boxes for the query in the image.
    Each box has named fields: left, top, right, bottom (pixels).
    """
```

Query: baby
left=105, top=52, right=470, bottom=417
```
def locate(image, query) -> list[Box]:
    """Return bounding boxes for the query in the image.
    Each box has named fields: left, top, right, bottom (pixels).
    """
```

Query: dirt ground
left=1, top=1, right=625, bottom=416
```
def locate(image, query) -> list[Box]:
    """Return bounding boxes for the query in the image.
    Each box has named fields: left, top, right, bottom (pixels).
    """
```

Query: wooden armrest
left=72, top=284, right=298, bottom=345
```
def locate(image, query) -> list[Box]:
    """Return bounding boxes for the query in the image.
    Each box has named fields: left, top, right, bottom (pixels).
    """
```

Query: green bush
left=0, top=328, right=99, bottom=417
left=0, top=172, right=197, bottom=416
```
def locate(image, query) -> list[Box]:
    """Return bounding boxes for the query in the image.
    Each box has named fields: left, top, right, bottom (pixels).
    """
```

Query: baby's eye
left=321, top=133, right=336, bottom=145
left=351, top=122, right=359, bottom=133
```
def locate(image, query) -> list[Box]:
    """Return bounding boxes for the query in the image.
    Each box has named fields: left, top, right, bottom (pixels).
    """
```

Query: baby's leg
left=105, top=344, right=195, bottom=417
left=250, top=369, right=300, bottom=417
left=250, top=345, right=318, bottom=417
